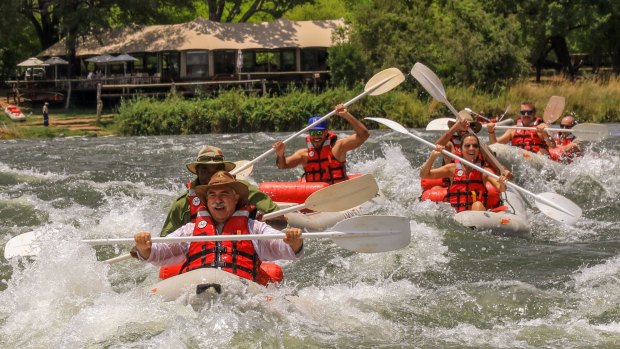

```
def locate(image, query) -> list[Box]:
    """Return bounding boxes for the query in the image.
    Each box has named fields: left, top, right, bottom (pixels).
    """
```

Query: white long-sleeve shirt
left=143, top=220, right=303, bottom=266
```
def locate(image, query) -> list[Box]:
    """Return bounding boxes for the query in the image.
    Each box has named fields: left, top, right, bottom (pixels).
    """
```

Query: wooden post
left=96, top=83, right=102, bottom=122
left=261, top=79, right=266, bottom=94
left=64, top=79, right=72, bottom=109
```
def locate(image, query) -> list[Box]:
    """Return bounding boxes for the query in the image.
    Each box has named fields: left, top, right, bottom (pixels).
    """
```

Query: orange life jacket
left=512, top=118, right=546, bottom=152
left=549, top=132, right=579, bottom=163
left=187, top=182, right=203, bottom=222
left=302, top=131, right=348, bottom=184
left=446, top=161, right=488, bottom=212
left=180, top=205, right=261, bottom=282
left=552, top=132, right=576, bottom=146
left=451, top=135, right=463, bottom=157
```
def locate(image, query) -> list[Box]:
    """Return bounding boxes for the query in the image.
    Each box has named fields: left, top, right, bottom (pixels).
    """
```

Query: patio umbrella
left=17, top=57, right=49, bottom=80
left=44, top=56, right=69, bottom=80
left=17, top=57, right=48, bottom=67
left=85, top=54, right=114, bottom=77
left=110, top=53, right=138, bottom=75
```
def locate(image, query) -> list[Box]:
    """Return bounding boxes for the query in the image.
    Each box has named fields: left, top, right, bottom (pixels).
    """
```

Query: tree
left=348, top=0, right=530, bottom=91
left=195, top=0, right=314, bottom=23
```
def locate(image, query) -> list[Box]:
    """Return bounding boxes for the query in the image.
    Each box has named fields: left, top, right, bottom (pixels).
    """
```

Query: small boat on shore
left=4, top=105, right=26, bottom=121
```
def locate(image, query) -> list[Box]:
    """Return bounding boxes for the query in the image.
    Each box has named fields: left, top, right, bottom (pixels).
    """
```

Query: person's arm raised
left=332, top=104, right=369, bottom=160
left=274, top=141, right=306, bottom=169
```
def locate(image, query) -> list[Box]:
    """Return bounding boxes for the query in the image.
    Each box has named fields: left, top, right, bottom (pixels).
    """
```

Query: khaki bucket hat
left=194, top=171, right=249, bottom=206
left=186, top=145, right=236, bottom=174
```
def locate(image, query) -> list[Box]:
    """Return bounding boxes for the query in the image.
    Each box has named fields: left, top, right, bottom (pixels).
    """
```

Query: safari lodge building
left=32, top=18, right=344, bottom=100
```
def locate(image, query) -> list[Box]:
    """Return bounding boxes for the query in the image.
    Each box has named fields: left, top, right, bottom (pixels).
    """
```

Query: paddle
left=365, top=117, right=582, bottom=225
left=426, top=117, right=514, bottom=131
left=464, top=108, right=491, bottom=122
left=497, top=104, right=511, bottom=122
left=83, top=216, right=411, bottom=254
left=543, top=96, right=565, bottom=124
left=486, top=123, right=609, bottom=142
left=232, top=160, right=253, bottom=180
left=262, top=173, right=378, bottom=219
left=230, top=67, right=405, bottom=175
left=3, top=175, right=380, bottom=259
left=410, top=62, right=507, bottom=175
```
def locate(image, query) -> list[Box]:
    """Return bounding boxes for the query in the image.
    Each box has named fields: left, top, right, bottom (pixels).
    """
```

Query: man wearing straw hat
left=160, top=145, right=284, bottom=237
left=134, top=171, right=303, bottom=280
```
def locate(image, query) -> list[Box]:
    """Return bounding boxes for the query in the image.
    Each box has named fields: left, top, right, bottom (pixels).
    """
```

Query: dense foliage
left=116, top=76, right=620, bottom=136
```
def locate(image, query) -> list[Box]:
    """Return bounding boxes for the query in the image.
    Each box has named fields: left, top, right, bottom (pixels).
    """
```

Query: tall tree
left=196, top=0, right=314, bottom=22
left=348, top=0, right=530, bottom=91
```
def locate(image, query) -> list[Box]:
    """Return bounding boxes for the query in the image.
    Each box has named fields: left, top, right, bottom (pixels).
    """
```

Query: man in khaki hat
left=435, top=110, right=482, bottom=164
left=160, top=145, right=284, bottom=237
left=134, top=171, right=303, bottom=282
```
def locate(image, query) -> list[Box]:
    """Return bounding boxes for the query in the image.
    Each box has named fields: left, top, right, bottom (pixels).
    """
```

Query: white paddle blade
left=572, top=123, right=609, bottom=141
left=364, top=67, right=405, bottom=96
left=305, top=174, right=379, bottom=212
left=329, top=216, right=411, bottom=253
left=365, top=117, right=411, bottom=135
left=534, top=192, right=582, bottom=225
left=232, top=160, right=253, bottom=180
left=543, top=96, right=566, bottom=124
left=410, top=62, right=447, bottom=103
left=426, top=118, right=455, bottom=131
left=4, top=231, right=40, bottom=259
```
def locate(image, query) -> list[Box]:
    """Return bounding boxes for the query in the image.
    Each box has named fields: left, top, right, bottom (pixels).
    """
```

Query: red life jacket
left=446, top=161, right=488, bottom=212
left=552, top=132, right=576, bottom=146
left=180, top=205, right=261, bottom=282
left=512, top=118, right=546, bottom=152
left=549, top=132, right=579, bottom=163
left=302, top=131, right=348, bottom=184
left=451, top=135, right=463, bottom=157
left=187, top=182, right=203, bottom=223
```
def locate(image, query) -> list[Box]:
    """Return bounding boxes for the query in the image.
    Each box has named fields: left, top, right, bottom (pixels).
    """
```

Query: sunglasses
left=197, top=155, right=224, bottom=161
left=560, top=124, right=573, bottom=129
left=462, top=143, right=480, bottom=149
left=309, top=130, right=324, bottom=136
left=520, top=110, right=534, bottom=116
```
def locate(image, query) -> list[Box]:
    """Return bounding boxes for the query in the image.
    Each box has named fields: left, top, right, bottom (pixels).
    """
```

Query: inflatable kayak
left=4, top=105, right=26, bottom=121
left=453, top=188, right=530, bottom=237
left=259, top=175, right=383, bottom=231
left=421, top=181, right=530, bottom=237
left=148, top=268, right=265, bottom=307
left=489, top=143, right=562, bottom=173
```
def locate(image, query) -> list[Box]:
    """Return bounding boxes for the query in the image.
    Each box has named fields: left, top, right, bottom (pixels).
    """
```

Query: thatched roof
left=39, top=18, right=345, bottom=57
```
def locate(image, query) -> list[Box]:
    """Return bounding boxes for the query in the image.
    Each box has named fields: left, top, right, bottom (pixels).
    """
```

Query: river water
left=1, top=126, right=619, bottom=348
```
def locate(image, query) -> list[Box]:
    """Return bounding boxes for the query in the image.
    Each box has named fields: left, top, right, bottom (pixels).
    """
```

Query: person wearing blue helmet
left=273, top=104, right=369, bottom=184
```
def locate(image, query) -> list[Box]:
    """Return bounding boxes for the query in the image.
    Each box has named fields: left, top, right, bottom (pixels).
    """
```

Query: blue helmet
left=308, top=115, right=328, bottom=130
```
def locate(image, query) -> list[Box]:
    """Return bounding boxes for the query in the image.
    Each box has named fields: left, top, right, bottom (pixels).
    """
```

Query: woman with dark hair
left=420, top=134, right=510, bottom=212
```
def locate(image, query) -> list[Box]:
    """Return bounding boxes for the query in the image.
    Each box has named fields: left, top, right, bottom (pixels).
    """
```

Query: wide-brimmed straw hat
left=448, top=110, right=482, bottom=133
left=186, top=145, right=236, bottom=174
left=194, top=171, right=249, bottom=206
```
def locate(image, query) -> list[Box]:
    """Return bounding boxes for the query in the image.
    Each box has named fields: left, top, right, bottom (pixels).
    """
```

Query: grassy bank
left=2, top=77, right=618, bottom=139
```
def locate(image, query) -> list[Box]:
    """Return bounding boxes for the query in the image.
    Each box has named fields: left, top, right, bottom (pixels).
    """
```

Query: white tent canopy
left=17, top=57, right=49, bottom=67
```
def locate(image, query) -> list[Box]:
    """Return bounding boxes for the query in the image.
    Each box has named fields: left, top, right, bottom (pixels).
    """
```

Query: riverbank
left=1, top=96, right=116, bottom=139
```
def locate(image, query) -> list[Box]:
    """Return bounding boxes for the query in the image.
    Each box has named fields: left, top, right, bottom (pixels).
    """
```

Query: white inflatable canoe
left=489, top=143, right=562, bottom=174
left=453, top=188, right=530, bottom=237
left=147, top=268, right=264, bottom=307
